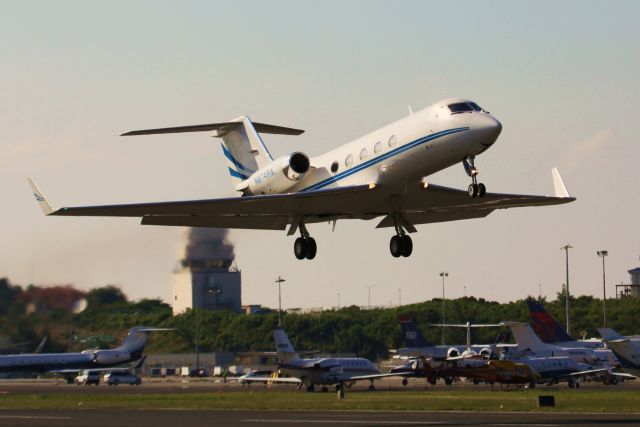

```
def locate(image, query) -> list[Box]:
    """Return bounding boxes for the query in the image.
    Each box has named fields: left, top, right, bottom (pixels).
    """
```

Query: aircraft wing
left=29, top=169, right=573, bottom=231
left=348, top=372, right=412, bottom=381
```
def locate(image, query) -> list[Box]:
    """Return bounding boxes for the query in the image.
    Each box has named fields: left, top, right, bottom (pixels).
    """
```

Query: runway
left=0, top=408, right=638, bottom=427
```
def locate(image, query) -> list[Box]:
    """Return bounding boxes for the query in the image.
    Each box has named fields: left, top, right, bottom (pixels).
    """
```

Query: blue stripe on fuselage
left=301, top=127, right=469, bottom=192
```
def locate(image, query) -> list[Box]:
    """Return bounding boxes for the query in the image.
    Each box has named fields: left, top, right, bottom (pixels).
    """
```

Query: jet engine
left=88, top=350, right=131, bottom=365
left=245, top=152, right=310, bottom=195
left=447, top=348, right=460, bottom=359
left=479, top=348, right=493, bottom=357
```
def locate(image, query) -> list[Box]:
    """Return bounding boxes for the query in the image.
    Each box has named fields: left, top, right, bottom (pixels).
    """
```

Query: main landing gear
left=389, top=216, right=413, bottom=258
left=463, top=155, right=486, bottom=198
left=293, top=222, right=317, bottom=260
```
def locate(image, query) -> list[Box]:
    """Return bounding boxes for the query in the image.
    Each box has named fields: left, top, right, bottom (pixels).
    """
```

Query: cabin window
left=374, top=141, right=382, bottom=154
left=388, top=135, right=397, bottom=148
left=345, top=154, right=353, bottom=167
left=330, top=161, right=339, bottom=173
left=359, top=148, right=368, bottom=161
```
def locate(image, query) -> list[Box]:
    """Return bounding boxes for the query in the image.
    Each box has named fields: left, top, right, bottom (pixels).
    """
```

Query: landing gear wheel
left=400, top=235, right=413, bottom=257
left=402, top=378, right=409, bottom=386
left=390, top=235, right=403, bottom=258
left=477, top=183, right=486, bottom=197
left=468, top=183, right=478, bottom=198
left=305, top=237, right=317, bottom=260
left=294, top=237, right=307, bottom=260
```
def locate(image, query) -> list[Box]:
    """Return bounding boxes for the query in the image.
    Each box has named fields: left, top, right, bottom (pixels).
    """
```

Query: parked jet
left=29, top=98, right=575, bottom=259
left=243, top=329, right=400, bottom=392
left=0, top=327, right=169, bottom=374
left=527, top=299, right=602, bottom=349
left=391, top=317, right=499, bottom=360
left=500, top=321, right=617, bottom=366
left=598, top=328, right=640, bottom=376
left=391, top=355, right=540, bottom=387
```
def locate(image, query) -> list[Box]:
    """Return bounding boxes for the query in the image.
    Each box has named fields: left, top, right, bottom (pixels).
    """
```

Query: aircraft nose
left=473, top=116, right=502, bottom=146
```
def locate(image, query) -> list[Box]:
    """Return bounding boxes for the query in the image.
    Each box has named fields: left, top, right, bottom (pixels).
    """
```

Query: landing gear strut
left=389, top=216, right=413, bottom=258
left=293, top=222, right=317, bottom=260
left=463, top=156, right=486, bottom=198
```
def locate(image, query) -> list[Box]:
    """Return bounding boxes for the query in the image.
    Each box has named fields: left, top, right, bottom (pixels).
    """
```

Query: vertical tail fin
left=502, top=321, right=548, bottom=353
left=274, top=328, right=300, bottom=363
left=598, top=328, right=625, bottom=341
left=114, top=327, right=173, bottom=359
left=214, top=116, right=273, bottom=188
left=527, top=299, right=574, bottom=343
left=399, top=317, right=433, bottom=347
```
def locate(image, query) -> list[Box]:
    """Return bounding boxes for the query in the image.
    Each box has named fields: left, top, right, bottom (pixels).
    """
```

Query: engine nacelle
left=91, top=350, right=131, bottom=365
left=245, top=152, right=310, bottom=195
left=447, top=348, right=460, bottom=359
left=479, top=348, right=493, bottom=357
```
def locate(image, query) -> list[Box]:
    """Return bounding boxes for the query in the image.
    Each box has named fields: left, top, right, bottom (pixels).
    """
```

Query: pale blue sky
left=1, top=1, right=639, bottom=309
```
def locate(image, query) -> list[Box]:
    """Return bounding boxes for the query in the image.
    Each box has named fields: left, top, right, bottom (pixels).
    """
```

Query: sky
left=1, top=1, right=639, bottom=311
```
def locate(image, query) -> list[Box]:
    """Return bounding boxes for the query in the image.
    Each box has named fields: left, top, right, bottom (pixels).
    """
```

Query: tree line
left=1, top=277, right=639, bottom=360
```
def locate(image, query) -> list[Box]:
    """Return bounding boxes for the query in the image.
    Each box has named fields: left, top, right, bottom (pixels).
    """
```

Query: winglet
left=27, top=178, right=55, bottom=215
left=551, top=168, right=570, bottom=198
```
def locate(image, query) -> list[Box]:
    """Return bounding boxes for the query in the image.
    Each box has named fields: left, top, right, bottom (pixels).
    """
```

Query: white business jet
left=29, top=98, right=574, bottom=259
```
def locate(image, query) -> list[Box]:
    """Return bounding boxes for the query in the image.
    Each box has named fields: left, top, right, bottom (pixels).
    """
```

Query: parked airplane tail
left=274, top=328, right=301, bottom=363
left=114, top=327, right=174, bottom=359
left=121, top=117, right=304, bottom=191
left=399, top=317, right=434, bottom=348
left=501, top=321, right=548, bottom=353
left=527, top=299, right=574, bottom=344
left=598, top=328, right=625, bottom=341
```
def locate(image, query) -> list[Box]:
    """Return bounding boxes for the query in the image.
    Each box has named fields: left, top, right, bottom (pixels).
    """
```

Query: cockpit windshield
left=448, top=102, right=486, bottom=114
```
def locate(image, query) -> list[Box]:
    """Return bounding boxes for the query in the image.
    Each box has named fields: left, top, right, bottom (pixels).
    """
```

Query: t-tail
left=274, top=328, right=301, bottom=363
left=527, top=299, right=574, bottom=344
left=399, top=317, right=434, bottom=348
left=121, top=116, right=304, bottom=193
left=113, top=327, right=173, bottom=360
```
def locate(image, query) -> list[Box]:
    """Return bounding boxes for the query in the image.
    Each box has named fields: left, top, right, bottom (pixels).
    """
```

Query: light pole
left=365, top=285, right=375, bottom=309
left=398, top=288, right=402, bottom=307
left=275, top=276, right=286, bottom=327
left=440, top=271, right=449, bottom=345
left=561, top=244, right=572, bottom=335
left=597, top=250, right=609, bottom=328
left=337, top=292, right=341, bottom=309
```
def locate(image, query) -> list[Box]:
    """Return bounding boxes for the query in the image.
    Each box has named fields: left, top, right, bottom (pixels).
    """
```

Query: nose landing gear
left=463, top=156, right=486, bottom=198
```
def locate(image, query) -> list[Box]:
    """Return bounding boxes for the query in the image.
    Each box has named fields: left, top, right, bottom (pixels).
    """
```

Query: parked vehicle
left=103, top=371, right=142, bottom=386
left=75, top=370, right=100, bottom=385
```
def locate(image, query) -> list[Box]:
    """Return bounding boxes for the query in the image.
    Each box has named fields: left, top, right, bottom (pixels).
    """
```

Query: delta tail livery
left=29, top=99, right=574, bottom=259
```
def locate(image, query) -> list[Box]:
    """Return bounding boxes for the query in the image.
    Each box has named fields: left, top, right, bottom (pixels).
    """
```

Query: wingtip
left=27, top=178, right=55, bottom=215
left=551, top=167, right=571, bottom=198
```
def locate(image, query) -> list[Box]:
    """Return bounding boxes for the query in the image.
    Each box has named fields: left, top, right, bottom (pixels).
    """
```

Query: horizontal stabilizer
left=122, top=121, right=304, bottom=136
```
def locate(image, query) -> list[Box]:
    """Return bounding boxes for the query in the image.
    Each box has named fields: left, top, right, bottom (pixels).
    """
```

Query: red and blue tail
left=527, top=299, right=574, bottom=343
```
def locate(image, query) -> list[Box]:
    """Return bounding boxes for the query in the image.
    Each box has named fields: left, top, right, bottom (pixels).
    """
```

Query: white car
left=103, top=371, right=142, bottom=386
left=75, top=370, right=100, bottom=385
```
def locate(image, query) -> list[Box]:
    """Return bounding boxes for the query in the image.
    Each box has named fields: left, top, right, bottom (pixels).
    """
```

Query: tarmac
left=1, top=408, right=639, bottom=427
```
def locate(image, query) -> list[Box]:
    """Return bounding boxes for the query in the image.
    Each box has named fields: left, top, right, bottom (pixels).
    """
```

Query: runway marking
left=0, top=415, right=71, bottom=420
left=243, top=420, right=444, bottom=425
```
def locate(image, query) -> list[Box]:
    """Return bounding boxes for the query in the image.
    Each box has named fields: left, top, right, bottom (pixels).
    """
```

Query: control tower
left=172, top=229, right=241, bottom=314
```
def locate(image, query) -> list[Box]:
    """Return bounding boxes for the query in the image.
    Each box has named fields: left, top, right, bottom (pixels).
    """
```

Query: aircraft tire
left=400, top=235, right=413, bottom=257
left=477, top=183, right=486, bottom=197
left=468, top=183, right=478, bottom=198
left=402, top=378, right=409, bottom=386
left=294, top=237, right=307, bottom=260
left=305, top=237, right=317, bottom=260
left=390, top=235, right=402, bottom=257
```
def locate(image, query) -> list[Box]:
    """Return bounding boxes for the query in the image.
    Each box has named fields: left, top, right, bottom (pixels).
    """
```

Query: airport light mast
left=561, top=244, right=572, bottom=335
left=365, top=285, right=375, bottom=309
left=275, top=276, right=285, bottom=327
left=597, top=250, right=609, bottom=328
left=440, top=271, right=449, bottom=345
